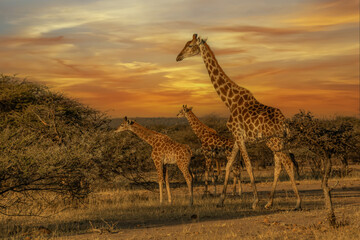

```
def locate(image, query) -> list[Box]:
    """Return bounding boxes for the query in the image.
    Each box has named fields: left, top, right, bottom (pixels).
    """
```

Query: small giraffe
left=115, top=117, right=193, bottom=206
left=176, top=34, right=301, bottom=210
left=177, top=105, right=242, bottom=196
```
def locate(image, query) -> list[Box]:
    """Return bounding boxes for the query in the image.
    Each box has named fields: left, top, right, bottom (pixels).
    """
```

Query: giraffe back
left=195, top=40, right=287, bottom=142
left=201, top=131, right=234, bottom=153
left=228, top=99, right=286, bottom=141
left=152, top=134, right=192, bottom=166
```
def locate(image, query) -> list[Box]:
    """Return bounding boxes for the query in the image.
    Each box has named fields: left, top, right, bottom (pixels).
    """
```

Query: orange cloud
left=0, top=36, right=66, bottom=46
left=0, top=0, right=358, bottom=118
left=206, top=25, right=312, bottom=35
left=286, top=0, right=359, bottom=26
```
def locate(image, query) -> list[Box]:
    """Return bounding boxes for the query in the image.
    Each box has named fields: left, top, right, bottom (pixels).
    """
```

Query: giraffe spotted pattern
left=177, top=105, right=242, bottom=196
left=115, top=117, right=193, bottom=206
left=176, top=34, right=301, bottom=210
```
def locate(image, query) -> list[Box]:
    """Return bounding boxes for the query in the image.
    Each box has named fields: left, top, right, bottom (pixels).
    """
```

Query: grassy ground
left=1, top=168, right=360, bottom=239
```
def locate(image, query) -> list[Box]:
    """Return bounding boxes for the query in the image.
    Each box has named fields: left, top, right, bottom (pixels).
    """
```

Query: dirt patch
left=54, top=178, right=360, bottom=240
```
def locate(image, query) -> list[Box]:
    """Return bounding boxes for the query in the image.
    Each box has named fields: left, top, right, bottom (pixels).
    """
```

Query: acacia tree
left=288, top=111, right=357, bottom=227
left=0, top=75, right=175, bottom=215
left=0, top=75, right=112, bottom=215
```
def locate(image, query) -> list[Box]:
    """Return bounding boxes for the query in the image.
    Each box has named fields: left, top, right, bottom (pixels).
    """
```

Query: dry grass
left=1, top=169, right=360, bottom=240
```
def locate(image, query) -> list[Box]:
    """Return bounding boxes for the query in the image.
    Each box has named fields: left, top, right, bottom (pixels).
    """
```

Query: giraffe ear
left=189, top=107, right=193, bottom=111
left=129, top=120, right=134, bottom=125
left=201, top=38, right=207, bottom=44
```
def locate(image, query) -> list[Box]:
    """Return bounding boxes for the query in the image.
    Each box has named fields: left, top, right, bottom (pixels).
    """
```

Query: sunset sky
left=0, top=0, right=359, bottom=118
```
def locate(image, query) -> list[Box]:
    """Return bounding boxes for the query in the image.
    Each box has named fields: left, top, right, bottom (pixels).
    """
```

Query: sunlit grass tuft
left=1, top=172, right=360, bottom=239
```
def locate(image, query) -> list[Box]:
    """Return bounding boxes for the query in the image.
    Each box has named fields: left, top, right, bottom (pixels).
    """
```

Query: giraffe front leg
left=158, top=180, right=164, bottom=205
left=203, top=156, right=212, bottom=197
left=186, top=173, right=194, bottom=206
left=217, top=144, right=239, bottom=207
left=164, top=165, right=172, bottom=204
left=154, top=161, right=165, bottom=205
left=212, top=158, right=217, bottom=196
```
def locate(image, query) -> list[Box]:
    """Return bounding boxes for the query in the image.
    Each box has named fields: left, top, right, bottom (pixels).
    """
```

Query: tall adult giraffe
left=115, top=117, right=193, bottom=206
left=176, top=34, right=301, bottom=210
left=177, top=105, right=242, bottom=196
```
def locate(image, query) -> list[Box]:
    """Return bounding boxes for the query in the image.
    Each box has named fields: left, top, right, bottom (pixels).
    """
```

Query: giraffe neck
left=129, top=122, right=158, bottom=146
left=185, top=110, right=216, bottom=139
left=199, top=42, right=255, bottom=110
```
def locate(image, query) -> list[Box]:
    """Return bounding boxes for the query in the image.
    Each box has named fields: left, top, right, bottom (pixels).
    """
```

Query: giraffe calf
left=115, top=117, right=193, bottom=206
left=177, top=105, right=242, bottom=197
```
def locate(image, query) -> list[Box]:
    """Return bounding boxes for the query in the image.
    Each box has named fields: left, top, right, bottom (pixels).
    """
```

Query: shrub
left=0, top=75, right=111, bottom=215
left=287, top=110, right=359, bottom=226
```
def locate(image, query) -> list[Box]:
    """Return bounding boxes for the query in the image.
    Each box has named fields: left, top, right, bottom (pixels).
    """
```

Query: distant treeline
left=110, top=116, right=228, bottom=129
left=110, top=117, right=189, bottom=129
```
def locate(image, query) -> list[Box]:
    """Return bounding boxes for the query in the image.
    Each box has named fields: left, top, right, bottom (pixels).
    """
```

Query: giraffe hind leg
left=266, top=138, right=301, bottom=210
left=237, top=140, right=259, bottom=210
left=265, top=154, right=281, bottom=209
left=217, top=143, right=239, bottom=207
left=282, top=153, right=302, bottom=210
left=178, top=159, right=193, bottom=206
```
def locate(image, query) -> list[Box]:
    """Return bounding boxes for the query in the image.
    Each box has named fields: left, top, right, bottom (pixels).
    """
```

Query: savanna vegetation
left=1, top=75, right=359, bottom=239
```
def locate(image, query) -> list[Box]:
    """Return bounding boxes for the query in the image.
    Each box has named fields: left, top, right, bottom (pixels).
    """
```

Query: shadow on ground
left=42, top=185, right=360, bottom=237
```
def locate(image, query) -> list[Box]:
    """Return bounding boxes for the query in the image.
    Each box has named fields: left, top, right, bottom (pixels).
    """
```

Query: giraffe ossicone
left=115, top=116, right=193, bottom=206
left=176, top=34, right=301, bottom=210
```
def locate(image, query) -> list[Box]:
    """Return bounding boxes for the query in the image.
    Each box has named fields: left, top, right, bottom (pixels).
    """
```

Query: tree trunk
left=321, top=157, right=336, bottom=227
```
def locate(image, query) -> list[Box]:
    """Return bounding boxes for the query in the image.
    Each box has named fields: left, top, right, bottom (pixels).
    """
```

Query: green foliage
left=287, top=110, right=360, bottom=226
left=101, top=131, right=155, bottom=188
left=289, top=111, right=356, bottom=156
left=1, top=74, right=359, bottom=218
left=287, top=111, right=360, bottom=177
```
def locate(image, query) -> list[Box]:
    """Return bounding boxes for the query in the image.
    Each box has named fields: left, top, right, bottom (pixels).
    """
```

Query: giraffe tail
left=289, top=153, right=300, bottom=178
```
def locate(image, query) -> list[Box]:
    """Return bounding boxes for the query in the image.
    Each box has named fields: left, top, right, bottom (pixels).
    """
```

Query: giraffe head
left=115, top=116, right=134, bottom=132
left=176, top=34, right=205, bottom=62
left=177, top=105, right=193, bottom=118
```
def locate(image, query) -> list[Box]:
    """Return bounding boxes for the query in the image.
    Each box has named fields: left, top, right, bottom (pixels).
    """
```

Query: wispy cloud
left=284, top=0, right=359, bottom=26
left=0, top=0, right=358, bottom=117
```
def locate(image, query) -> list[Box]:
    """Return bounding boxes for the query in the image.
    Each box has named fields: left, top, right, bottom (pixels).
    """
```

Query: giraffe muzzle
left=176, top=55, right=184, bottom=62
